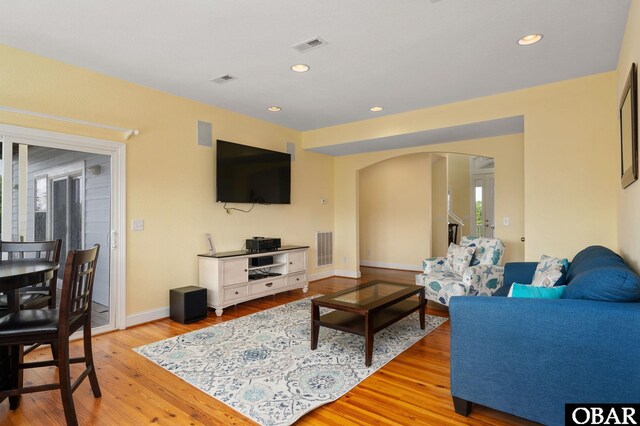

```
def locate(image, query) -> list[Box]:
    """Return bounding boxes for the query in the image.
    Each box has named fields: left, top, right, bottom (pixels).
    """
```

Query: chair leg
left=83, top=321, right=101, bottom=398
left=51, top=341, right=59, bottom=360
left=58, top=339, right=78, bottom=426
left=8, top=345, right=22, bottom=409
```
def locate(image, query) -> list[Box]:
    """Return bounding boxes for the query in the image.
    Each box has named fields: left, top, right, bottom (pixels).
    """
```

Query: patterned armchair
left=415, top=236, right=505, bottom=306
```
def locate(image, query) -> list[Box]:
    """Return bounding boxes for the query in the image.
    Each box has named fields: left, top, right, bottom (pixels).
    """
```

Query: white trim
left=307, top=270, right=335, bottom=282
left=359, top=260, right=421, bottom=272
left=335, top=269, right=361, bottom=279
left=0, top=123, right=127, bottom=331
left=2, top=138, right=13, bottom=240
left=126, top=306, right=170, bottom=327
left=0, top=123, right=124, bottom=154
left=113, top=146, right=127, bottom=330
left=0, top=106, right=139, bottom=140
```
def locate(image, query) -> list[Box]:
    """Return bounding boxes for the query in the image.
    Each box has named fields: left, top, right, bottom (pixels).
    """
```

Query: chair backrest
left=0, top=240, right=62, bottom=262
left=59, top=245, right=100, bottom=331
left=460, top=236, right=505, bottom=266
left=0, top=240, right=62, bottom=299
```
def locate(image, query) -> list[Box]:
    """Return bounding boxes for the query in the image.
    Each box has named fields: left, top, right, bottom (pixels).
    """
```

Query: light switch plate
left=503, top=217, right=510, bottom=226
left=132, top=219, right=144, bottom=231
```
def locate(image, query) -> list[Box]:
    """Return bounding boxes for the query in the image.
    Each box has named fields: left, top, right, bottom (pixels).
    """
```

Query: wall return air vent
left=292, top=37, right=327, bottom=53
left=211, top=74, right=238, bottom=84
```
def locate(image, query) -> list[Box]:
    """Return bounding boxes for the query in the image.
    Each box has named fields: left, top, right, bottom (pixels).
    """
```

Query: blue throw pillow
left=508, top=283, right=566, bottom=299
left=562, top=266, right=640, bottom=302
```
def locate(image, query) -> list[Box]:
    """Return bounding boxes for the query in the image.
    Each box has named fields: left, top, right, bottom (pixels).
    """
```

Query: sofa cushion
left=416, top=270, right=470, bottom=306
left=508, top=283, right=566, bottom=298
left=531, top=255, right=567, bottom=287
left=566, top=245, right=625, bottom=283
left=443, top=243, right=476, bottom=275
left=460, top=236, right=504, bottom=266
left=562, top=266, right=640, bottom=302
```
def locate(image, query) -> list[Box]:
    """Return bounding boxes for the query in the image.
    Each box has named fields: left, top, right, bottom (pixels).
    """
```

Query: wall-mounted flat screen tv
left=216, top=140, right=291, bottom=204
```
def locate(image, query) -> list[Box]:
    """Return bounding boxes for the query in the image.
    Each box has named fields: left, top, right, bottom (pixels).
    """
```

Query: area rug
left=134, top=297, right=447, bottom=425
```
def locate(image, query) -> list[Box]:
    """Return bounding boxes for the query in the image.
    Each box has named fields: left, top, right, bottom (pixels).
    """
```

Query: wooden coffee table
left=310, top=280, right=425, bottom=367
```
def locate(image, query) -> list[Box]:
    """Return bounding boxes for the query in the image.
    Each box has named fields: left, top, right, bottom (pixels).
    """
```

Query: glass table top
left=330, top=282, right=410, bottom=306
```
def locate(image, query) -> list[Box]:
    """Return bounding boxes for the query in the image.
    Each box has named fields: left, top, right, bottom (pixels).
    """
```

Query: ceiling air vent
left=292, top=37, right=327, bottom=53
left=211, top=74, right=238, bottom=84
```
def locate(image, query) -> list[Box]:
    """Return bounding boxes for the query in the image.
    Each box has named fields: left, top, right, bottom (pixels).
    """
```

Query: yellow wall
left=305, top=73, right=617, bottom=272
left=431, top=155, right=449, bottom=257
left=2, top=38, right=623, bottom=312
left=0, top=44, right=335, bottom=316
left=359, top=154, right=431, bottom=270
left=447, top=154, right=472, bottom=243
left=329, top=134, right=525, bottom=274
left=617, top=0, right=640, bottom=272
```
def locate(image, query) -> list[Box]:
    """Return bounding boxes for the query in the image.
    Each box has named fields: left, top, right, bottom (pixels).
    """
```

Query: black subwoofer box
left=170, top=286, right=207, bottom=324
left=250, top=256, right=274, bottom=267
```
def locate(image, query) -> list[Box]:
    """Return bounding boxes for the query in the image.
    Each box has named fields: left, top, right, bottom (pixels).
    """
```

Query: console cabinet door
left=288, top=250, right=307, bottom=273
left=222, top=258, right=248, bottom=286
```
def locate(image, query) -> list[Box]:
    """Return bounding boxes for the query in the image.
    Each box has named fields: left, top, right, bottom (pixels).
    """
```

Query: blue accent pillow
left=509, top=283, right=566, bottom=299
left=562, top=266, right=640, bottom=302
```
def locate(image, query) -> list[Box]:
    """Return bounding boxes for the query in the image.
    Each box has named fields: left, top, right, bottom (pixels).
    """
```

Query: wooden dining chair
left=0, top=239, right=62, bottom=310
left=0, top=245, right=101, bottom=426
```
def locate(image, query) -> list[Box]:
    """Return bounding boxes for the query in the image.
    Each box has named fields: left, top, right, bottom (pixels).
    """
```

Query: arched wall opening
left=333, top=133, right=524, bottom=278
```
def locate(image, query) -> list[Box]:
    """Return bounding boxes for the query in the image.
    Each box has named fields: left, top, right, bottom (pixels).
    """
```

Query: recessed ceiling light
left=268, top=106, right=282, bottom=112
left=291, top=64, right=310, bottom=73
left=370, top=106, right=383, bottom=112
left=518, top=34, right=543, bottom=46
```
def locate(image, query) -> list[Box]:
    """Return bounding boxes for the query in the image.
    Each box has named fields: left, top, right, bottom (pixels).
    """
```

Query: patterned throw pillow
left=443, top=243, right=476, bottom=275
left=531, top=255, right=567, bottom=287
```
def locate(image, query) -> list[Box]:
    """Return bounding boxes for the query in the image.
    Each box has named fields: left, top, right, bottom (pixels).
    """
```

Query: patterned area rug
left=134, top=297, right=447, bottom=426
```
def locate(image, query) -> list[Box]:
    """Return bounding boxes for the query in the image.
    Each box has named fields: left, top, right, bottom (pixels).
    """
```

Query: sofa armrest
left=422, top=257, right=446, bottom=274
left=462, top=265, right=504, bottom=295
left=449, top=297, right=640, bottom=425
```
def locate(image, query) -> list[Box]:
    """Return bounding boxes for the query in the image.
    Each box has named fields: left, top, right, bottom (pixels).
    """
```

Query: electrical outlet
left=132, top=219, right=144, bottom=231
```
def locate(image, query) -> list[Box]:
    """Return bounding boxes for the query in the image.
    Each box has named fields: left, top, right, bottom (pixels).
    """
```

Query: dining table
left=0, top=259, right=59, bottom=408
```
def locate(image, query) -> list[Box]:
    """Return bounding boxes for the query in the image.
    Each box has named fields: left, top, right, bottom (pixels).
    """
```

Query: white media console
left=198, top=245, right=309, bottom=316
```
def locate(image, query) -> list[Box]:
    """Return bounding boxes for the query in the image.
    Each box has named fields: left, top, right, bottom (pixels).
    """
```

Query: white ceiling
left=0, top=0, right=631, bottom=133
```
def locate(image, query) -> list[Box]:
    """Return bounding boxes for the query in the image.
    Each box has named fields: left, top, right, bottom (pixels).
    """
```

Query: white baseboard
left=308, top=270, right=335, bottom=282
left=335, top=269, right=361, bottom=279
left=360, top=260, right=421, bottom=272
left=126, top=306, right=170, bottom=327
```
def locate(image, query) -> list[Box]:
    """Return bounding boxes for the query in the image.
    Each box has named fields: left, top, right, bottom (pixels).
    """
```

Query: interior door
left=471, top=173, right=495, bottom=238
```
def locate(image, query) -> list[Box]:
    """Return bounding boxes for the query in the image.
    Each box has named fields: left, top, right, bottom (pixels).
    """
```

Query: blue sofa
left=449, top=246, right=640, bottom=426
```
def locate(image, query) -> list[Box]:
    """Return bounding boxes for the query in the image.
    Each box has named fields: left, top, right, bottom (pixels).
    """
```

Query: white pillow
left=531, top=255, right=564, bottom=287
left=443, top=243, right=476, bottom=275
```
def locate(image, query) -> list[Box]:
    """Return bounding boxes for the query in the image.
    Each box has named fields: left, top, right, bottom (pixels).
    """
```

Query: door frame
left=0, top=123, right=127, bottom=332
left=470, top=172, right=495, bottom=238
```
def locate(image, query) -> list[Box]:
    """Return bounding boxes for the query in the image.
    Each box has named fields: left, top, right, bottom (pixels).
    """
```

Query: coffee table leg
left=365, top=313, right=374, bottom=367
left=419, top=289, right=426, bottom=330
left=310, top=302, right=319, bottom=350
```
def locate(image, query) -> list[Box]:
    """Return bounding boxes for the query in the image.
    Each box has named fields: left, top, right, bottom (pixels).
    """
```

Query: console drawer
left=223, top=284, right=248, bottom=302
left=287, top=272, right=307, bottom=287
left=249, top=278, right=284, bottom=296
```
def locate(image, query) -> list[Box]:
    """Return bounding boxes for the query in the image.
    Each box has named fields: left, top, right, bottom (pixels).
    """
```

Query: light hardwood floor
left=1, top=267, right=537, bottom=425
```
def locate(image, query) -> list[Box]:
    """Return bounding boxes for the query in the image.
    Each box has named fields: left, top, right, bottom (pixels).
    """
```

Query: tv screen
left=216, top=140, right=291, bottom=204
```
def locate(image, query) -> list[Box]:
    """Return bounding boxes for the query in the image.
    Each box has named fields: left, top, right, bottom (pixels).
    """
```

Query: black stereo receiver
left=246, top=237, right=281, bottom=252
